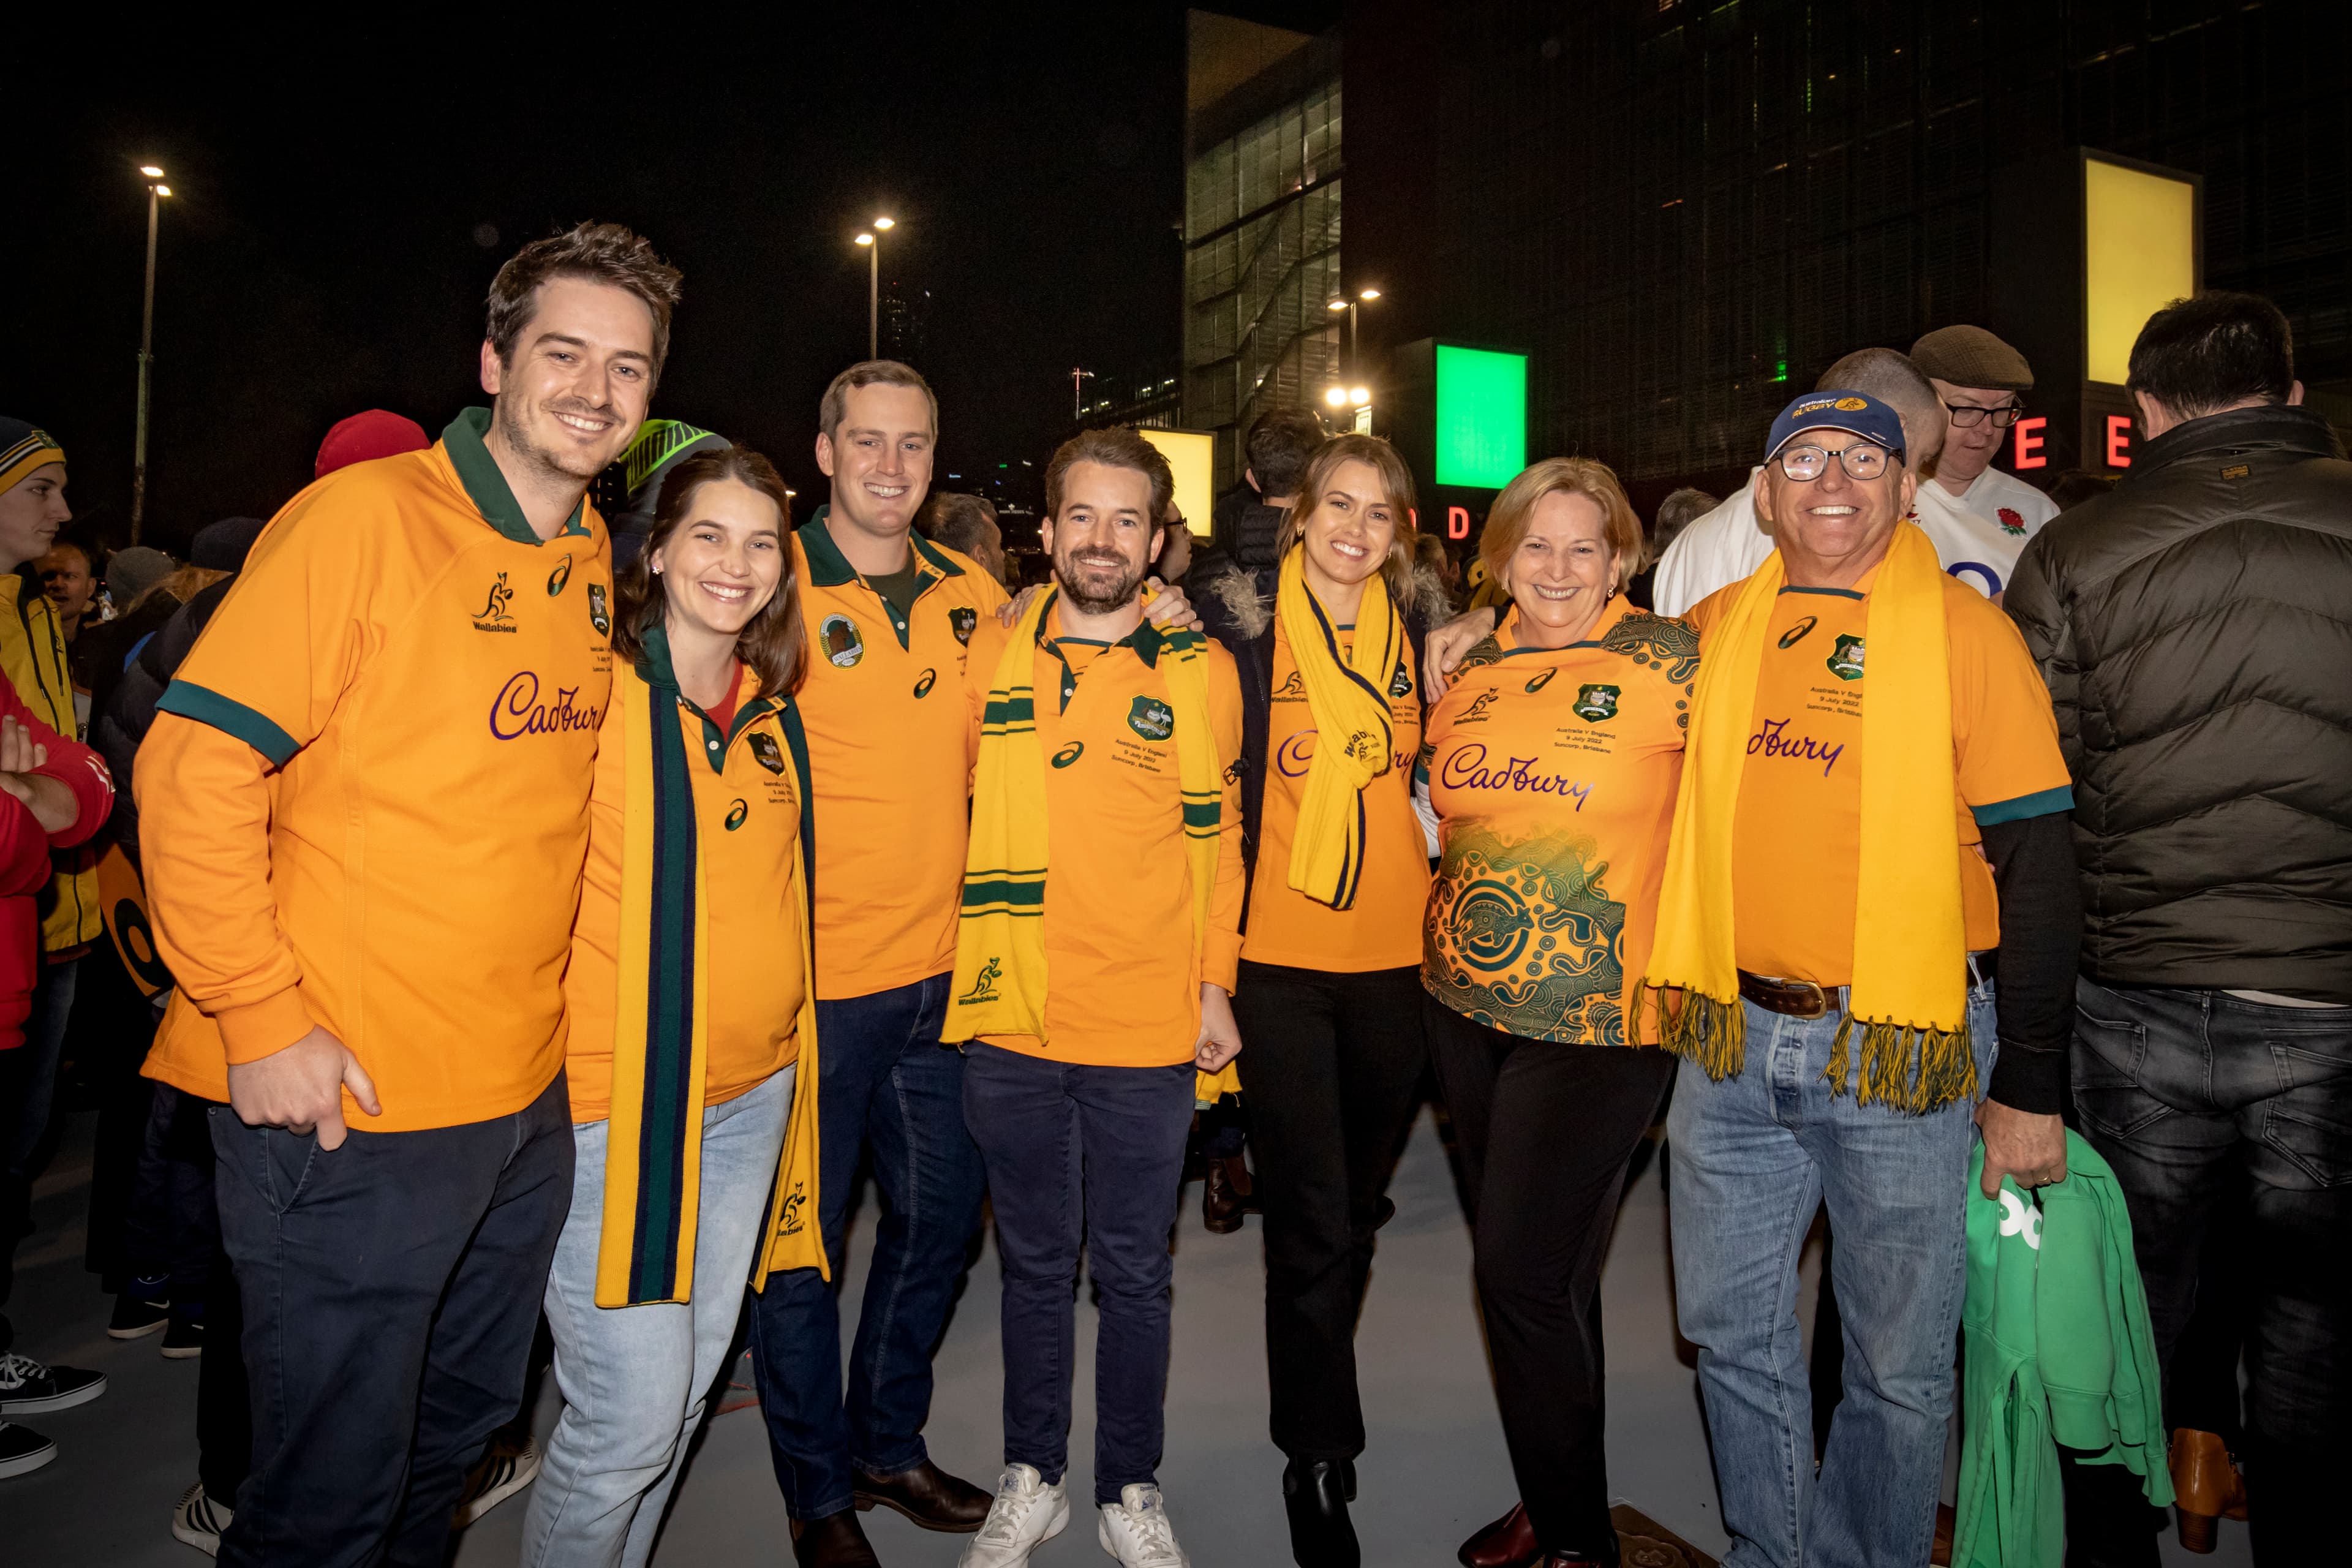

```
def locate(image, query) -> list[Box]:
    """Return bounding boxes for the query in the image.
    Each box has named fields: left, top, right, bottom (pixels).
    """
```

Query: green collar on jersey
left=443, top=408, right=591, bottom=545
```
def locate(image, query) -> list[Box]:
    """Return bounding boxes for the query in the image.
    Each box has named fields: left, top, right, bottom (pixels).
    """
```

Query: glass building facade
left=1183, top=26, right=1345, bottom=486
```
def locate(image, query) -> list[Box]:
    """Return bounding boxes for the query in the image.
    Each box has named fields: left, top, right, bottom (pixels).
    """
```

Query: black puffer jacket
left=2005, top=404, right=2352, bottom=1001
left=95, top=576, right=236, bottom=864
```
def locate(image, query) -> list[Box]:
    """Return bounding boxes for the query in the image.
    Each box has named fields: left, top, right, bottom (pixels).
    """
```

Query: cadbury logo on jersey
left=489, top=673, right=600, bottom=741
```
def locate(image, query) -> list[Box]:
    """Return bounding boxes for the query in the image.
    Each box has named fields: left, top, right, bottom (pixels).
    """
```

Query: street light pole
left=132, top=166, right=170, bottom=543
left=1069, top=368, right=1095, bottom=420
left=856, top=216, right=896, bottom=361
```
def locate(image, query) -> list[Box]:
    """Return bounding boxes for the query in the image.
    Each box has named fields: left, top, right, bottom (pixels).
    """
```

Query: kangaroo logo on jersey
left=747, top=732, right=787, bottom=775
left=724, top=799, right=750, bottom=832
left=1127, top=696, right=1175, bottom=742
left=472, top=572, right=516, bottom=632
left=1459, top=690, right=1501, bottom=725
left=778, top=1183, right=808, bottom=1237
left=1524, top=668, right=1558, bottom=695
left=913, top=668, right=937, bottom=699
left=821, top=614, right=864, bottom=668
left=950, top=606, right=978, bottom=646
left=1778, top=615, right=1819, bottom=649
left=1051, top=741, right=1085, bottom=769
left=1272, top=671, right=1305, bottom=700
left=1574, top=684, right=1621, bottom=723
left=959, top=957, right=1004, bottom=1005
left=546, top=554, right=574, bottom=596
left=1389, top=658, right=1414, bottom=699
left=587, top=582, right=610, bottom=637
left=1827, top=635, right=1866, bottom=681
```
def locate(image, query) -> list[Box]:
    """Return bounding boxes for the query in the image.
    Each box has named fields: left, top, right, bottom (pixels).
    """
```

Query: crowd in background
left=0, top=219, right=2342, bottom=1568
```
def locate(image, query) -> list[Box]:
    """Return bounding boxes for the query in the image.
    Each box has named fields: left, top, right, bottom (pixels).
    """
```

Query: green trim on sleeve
left=155, top=681, right=302, bottom=767
left=1971, top=785, right=2075, bottom=826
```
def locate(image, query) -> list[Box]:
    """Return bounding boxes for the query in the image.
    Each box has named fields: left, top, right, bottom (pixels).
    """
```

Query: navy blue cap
left=1765, top=390, right=1906, bottom=466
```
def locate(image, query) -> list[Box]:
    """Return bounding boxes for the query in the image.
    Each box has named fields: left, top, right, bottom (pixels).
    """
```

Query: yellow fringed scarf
left=944, top=588, right=1228, bottom=1107
left=1276, top=547, right=1403, bottom=911
left=597, top=663, right=827, bottom=1308
left=1644, top=519, right=1977, bottom=1112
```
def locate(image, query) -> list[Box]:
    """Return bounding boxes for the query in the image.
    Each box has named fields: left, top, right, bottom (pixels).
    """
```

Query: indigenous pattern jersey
left=565, top=662, right=805, bottom=1122
left=1419, top=598, right=1696, bottom=1047
left=1687, top=565, right=2073, bottom=987
left=140, top=410, right=612, bottom=1131
left=1243, top=612, right=1428, bottom=971
left=979, top=612, right=1246, bottom=1068
left=790, top=511, right=1008, bottom=1000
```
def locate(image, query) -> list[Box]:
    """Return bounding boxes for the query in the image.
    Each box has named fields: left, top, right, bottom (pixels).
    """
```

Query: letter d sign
left=1447, top=505, right=1471, bottom=541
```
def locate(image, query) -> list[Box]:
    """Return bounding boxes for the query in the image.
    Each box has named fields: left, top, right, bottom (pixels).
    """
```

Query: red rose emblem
left=1997, top=506, right=2026, bottom=536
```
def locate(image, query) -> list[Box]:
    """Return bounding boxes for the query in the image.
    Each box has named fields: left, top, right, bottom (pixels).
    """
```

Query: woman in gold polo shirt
left=1419, top=458, right=1698, bottom=1568
left=524, top=447, right=826, bottom=1568
left=1195, top=434, right=1449, bottom=1567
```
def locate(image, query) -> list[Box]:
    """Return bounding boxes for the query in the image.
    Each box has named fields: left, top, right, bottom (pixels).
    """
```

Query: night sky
left=13, top=5, right=1338, bottom=556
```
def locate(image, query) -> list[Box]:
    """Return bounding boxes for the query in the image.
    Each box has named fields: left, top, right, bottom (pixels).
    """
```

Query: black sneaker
left=0, top=1352, right=108, bottom=1415
left=161, top=1312, right=205, bottom=1360
left=109, top=1286, right=171, bottom=1341
left=0, top=1419, right=58, bottom=1479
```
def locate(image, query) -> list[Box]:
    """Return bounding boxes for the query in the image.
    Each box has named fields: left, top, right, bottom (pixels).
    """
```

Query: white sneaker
left=959, top=1464, right=1069, bottom=1567
left=1097, top=1483, right=1189, bottom=1567
left=170, top=1480, right=233, bottom=1555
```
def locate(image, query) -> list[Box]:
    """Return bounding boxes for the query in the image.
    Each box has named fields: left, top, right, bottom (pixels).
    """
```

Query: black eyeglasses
left=1774, top=442, right=1892, bottom=482
left=1943, top=402, right=2024, bottom=429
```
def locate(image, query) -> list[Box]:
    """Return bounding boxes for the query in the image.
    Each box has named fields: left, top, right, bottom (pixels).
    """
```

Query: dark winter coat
left=2004, top=404, right=2352, bottom=1001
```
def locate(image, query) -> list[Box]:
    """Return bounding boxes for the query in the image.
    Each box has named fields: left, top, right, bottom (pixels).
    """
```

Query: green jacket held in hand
left=1954, top=1131, right=2173, bottom=1568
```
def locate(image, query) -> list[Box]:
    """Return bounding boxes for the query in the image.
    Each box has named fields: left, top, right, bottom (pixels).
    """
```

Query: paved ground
left=9, top=1099, right=2249, bottom=1566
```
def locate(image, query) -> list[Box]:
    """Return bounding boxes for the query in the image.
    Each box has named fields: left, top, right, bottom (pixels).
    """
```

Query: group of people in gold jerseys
left=127, top=221, right=2088, bottom=1568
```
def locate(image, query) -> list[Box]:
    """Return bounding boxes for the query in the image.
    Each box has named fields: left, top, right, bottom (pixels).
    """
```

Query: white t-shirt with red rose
left=1930, top=466, right=2061, bottom=597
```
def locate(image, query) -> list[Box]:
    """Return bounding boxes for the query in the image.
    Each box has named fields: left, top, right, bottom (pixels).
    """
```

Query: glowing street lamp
left=1327, top=286, right=1385, bottom=380
left=132, top=163, right=173, bottom=541
left=856, top=216, right=896, bottom=359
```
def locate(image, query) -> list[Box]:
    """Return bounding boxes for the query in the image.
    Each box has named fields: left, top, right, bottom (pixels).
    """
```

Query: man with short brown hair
left=138, top=221, right=676, bottom=1566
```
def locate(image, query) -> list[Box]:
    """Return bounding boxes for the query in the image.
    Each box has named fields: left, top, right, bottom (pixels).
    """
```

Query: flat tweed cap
left=1910, top=325, right=2034, bottom=392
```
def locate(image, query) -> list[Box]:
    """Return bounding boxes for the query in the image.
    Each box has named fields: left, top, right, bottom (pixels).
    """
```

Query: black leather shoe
left=1283, top=1457, right=1361, bottom=1568
left=791, top=1509, right=881, bottom=1567
left=1204, top=1153, right=1259, bottom=1233
left=852, top=1457, right=991, bottom=1532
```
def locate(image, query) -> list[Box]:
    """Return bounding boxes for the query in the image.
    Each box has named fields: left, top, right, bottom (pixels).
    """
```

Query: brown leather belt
left=1738, top=971, right=1836, bottom=1019
left=1738, top=957, right=1990, bottom=1019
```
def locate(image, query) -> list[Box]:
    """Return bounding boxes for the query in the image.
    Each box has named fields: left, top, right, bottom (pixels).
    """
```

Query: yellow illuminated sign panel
left=1140, top=428, right=1215, bottom=536
left=2084, top=159, right=2197, bottom=385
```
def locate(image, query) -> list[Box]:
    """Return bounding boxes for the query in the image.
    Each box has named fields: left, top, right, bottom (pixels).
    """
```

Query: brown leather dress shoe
left=853, top=1457, right=992, bottom=1532
left=1204, top=1153, right=1258, bottom=1233
left=1458, top=1501, right=1542, bottom=1568
left=791, top=1509, right=881, bottom=1567
left=2169, top=1428, right=2249, bottom=1553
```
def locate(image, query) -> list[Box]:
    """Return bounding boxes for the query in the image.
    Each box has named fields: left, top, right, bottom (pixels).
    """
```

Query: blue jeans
left=2069, top=980, right=2351, bottom=1562
left=211, top=1072, right=573, bottom=1568
left=748, top=973, right=987, bottom=1520
left=527, top=1067, right=794, bottom=1568
left=1668, top=983, right=1996, bottom=1568
left=962, top=1044, right=1196, bottom=1505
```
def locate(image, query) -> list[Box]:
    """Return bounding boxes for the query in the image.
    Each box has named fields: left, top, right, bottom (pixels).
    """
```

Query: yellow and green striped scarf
left=597, top=660, right=829, bottom=1308
left=944, top=587, right=1226, bottom=1097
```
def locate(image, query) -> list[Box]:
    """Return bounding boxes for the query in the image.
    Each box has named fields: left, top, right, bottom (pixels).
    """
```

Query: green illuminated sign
left=1434, top=346, right=1528, bottom=489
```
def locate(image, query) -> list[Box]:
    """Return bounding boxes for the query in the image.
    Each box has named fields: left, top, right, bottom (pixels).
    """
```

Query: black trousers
left=210, top=1073, right=572, bottom=1568
left=1232, top=960, right=1428, bottom=1461
left=2062, top=981, right=2351, bottom=1564
left=1427, top=997, right=1674, bottom=1561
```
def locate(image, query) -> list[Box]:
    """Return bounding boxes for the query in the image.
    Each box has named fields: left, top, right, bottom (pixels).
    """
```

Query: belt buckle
left=1782, top=979, right=1830, bottom=1019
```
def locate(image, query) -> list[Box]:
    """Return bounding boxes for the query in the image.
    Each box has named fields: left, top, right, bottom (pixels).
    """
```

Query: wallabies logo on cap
left=587, top=583, right=611, bottom=637
left=1833, top=396, right=1868, bottom=411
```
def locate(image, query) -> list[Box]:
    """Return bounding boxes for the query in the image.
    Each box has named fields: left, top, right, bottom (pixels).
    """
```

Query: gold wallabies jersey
left=140, top=410, right=613, bottom=1131
left=790, top=511, right=1009, bottom=1000
left=1419, top=599, right=1698, bottom=1048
